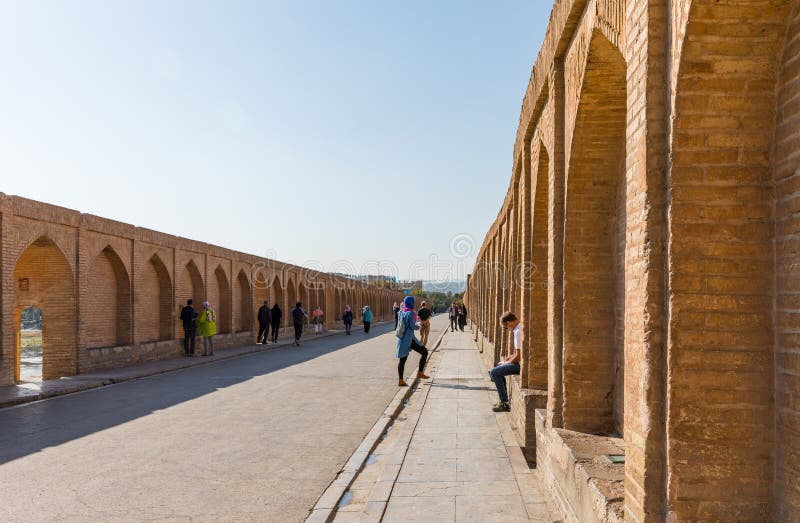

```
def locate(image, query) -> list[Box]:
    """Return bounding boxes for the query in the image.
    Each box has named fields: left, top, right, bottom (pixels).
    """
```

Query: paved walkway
left=0, top=316, right=449, bottom=522
left=329, top=329, right=562, bottom=522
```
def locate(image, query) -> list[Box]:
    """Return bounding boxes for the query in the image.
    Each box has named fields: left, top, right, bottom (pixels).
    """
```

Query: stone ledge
left=509, top=378, right=548, bottom=463
left=535, top=409, right=624, bottom=523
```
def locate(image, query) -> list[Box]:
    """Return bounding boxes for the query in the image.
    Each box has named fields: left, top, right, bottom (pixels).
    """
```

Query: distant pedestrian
left=270, top=303, right=282, bottom=343
left=180, top=299, right=197, bottom=357
left=396, top=296, right=429, bottom=387
left=392, top=302, right=400, bottom=329
left=363, top=305, right=373, bottom=333
left=291, top=302, right=308, bottom=346
left=488, top=311, right=522, bottom=412
left=312, top=305, right=324, bottom=335
left=343, top=305, right=354, bottom=335
left=257, top=300, right=272, bottom=344
left=418, top=300, right=432, bottom=346
left=448, top=302, right=458, bottom=332
left=197, top=301, right=217, bottom=356
left=457, top=304, right=468, bottom=332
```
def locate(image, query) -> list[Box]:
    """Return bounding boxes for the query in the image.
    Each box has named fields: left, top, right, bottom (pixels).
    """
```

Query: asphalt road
left=0, top=315, right=449, bottom=522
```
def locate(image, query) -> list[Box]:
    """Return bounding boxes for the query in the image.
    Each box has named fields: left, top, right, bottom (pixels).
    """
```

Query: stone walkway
left=329, top=329, right=562, bottom=522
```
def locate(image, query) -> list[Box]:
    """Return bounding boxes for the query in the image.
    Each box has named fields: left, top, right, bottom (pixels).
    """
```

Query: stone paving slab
left=329, top=329, right=563, bottom=522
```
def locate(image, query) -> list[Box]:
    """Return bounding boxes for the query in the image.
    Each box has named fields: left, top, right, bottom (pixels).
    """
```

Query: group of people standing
left=257, top=301, right=283, bottom=344
left=448, top=302, right=468, bottom=332
left=179, top=299, right=218, bottom=357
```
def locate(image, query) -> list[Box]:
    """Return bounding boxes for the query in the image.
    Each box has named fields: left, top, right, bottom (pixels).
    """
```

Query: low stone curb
left=305, top=326, right=450, bottom=523
left=0, top=321, right=394, bottom=410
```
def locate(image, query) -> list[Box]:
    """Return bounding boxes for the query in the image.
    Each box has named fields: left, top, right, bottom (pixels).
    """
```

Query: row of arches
left=466, top=0, right=800, bottom=520
left=9, top=235, right=404, bottom=383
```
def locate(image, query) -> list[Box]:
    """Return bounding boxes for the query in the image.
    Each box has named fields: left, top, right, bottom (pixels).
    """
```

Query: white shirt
left=513, top=323, right=523, bottom=351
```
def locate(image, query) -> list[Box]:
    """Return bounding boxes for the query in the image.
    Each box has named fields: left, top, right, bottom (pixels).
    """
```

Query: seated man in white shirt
left=488, top=311, right=522, bottom=412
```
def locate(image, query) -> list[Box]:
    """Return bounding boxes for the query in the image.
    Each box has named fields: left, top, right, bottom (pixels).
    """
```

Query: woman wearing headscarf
left=270, top=303, right=282, bottom=343
left=197, top=301, right=217, bottom=356
left=343, top=305, right=354, bottom=335
left=396, top=296, right=429, bottom=387
left=312, top=305, right=324, bottom=335
left=362, top=305, right=373, bottom=333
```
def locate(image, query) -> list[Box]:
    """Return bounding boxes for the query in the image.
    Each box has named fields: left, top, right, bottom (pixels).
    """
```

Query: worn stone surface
left=0, top=319, right=448, bottom=522
left=464, top=0, right=800, bottom=521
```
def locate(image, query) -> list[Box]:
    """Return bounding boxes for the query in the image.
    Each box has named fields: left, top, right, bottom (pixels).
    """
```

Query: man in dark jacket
left=291, top=302, right=308, bottom=346
left=418, top=301, right=432, bottom=346
left=270, top=303, right=282, bottom=343
left=257, top=300, right=272, bottom=344
left=180, top=299, right=197, bottom=356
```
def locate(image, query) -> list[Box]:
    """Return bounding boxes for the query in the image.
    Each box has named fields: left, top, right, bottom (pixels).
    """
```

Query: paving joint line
left=305, top=325, right=450, bottom=523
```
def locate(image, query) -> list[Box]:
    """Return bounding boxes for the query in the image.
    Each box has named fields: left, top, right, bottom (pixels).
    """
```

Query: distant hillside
left=423, top=280, right=466, bottom=294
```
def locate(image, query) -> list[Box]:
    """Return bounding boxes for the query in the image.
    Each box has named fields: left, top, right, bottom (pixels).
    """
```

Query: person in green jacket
left=197, top=301, right=217, bottom=356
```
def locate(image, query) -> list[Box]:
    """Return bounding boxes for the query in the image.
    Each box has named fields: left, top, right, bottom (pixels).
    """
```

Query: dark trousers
left=364, top=321, right=371, bottom=333
left=344, top=321, right=352, bottom=334
left=183, top=327, right=196, bottom=355
left=458, top=318, right=466, bottom=332
left=294, top=322, right=303, bottom=341
left=257, top=322, right=268, bottom=343
left=450, top=317, right=457, bottom=331
left=398, top=339, right=428, bottom=379
left=270, top=322, right=280, bottom=342
left=489, top=363, right=520, bottom=403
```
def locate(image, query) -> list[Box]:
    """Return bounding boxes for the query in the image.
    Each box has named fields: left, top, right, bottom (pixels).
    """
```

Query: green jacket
left=197, top=309, right=217, bottom=337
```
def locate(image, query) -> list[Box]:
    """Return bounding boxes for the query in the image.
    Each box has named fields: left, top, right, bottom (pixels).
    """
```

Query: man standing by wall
left=257, top=300, right=271, bottom=344
left=180, top=299, right=197, bottom=357
left=291, top=302, right=308, bottom=346
left=488, top=311, right=521, bottom=412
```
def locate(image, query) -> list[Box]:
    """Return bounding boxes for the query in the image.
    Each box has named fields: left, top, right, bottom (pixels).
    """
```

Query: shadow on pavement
left=0, top=323, right=393, bottom=466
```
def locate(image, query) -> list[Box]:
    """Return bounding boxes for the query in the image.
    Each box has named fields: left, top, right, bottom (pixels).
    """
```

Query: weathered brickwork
left=464, top=0, right=800, bottom=521
left=0, top=194, right=403, bottom=385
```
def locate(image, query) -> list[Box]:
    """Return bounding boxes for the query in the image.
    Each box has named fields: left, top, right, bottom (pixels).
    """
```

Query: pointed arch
left=235, top=269, right=252, bottom=333
left=271, top=276, right=284, bottom=326
left=140, top=253, right=172, bottom=342
left=176, top=259, right=204, bottom=338
left=210, top=265, right=231, bottom=335
left=85, top=245, right=132, bottom=348
left=286, top=278, right=296, bottom=327
left=13, top=236, right=76, bottom=380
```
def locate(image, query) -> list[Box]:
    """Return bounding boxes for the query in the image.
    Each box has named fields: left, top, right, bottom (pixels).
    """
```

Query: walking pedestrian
left=257, top=300, right=271, bottom=344
left=458, top=303, right=468, bottom=332
left=392, top=302, right=400, bottom=329
left=312, top=305, right=324, bottom=335
left=396, top=296, right=429, bottom=387
left=363, top=305, right=373, bottom=333
left=343, top=305, right=354, bottom=335
left=291, top=302, right=308, bottom=346
left=418, top=300, right=432, bottom=346
left=180, top=299, right=197, bottom=357
left=488, top=311, right=522, bottom=412
left=448, top=302, right=458, bottom=332
left=270, top=303, right=282, bottom=343
left=197, top=301, right=217, bottom=356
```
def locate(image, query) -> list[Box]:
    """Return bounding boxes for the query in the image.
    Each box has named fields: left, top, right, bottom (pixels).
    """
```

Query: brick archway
left=13, top=237, right=77, bottom=380
left=140, top=253, right=172, bottom=342
left=562, top=31, right=627, bottom=436
left=211, top=265, right=231, bottom=335
left=176, top=260, right=204, bottom=338
left=668, top=2, right=796, bottom=519
left=235, top=269, right=252, bottom=333
left=84, top=246, right=132, bottom=349
left=529, top=142, right=550, bottom=390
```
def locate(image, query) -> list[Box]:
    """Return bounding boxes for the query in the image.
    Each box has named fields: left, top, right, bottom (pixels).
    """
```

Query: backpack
left=395, top=313, right=408, bottom=338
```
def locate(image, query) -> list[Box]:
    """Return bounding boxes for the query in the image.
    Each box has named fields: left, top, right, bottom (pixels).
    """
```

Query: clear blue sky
left=0, top=1, right=549, bottom=281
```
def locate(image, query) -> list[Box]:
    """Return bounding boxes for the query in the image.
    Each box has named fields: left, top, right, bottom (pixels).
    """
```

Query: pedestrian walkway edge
left=305, top=326, right=450, bottom=523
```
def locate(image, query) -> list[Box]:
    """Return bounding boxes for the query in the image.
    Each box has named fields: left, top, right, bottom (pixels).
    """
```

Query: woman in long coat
left=396, top=296, right=429, bottom=387
left=197, top=301, right=217, bottom=356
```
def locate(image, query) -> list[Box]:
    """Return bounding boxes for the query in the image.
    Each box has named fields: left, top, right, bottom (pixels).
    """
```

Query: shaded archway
left=562, top=32, right=627, bottom=436
left=13, top=237, right=77, bottom=380
left=271, top=276, right=284, bottom=327
left=286, top=279, right=297, bottom=325
left=84, top=246, right=132, bottom=348
left=253, top=269, right=269, bottom=327
left=176, top=260, right=204, bottom=338
left=235, top=269, right=252, bottom=333
left=210, top=265, right=231, bottom=335
left=140, top=254, right=172, bottom=342
left=529, top=143, right=550, bottom=390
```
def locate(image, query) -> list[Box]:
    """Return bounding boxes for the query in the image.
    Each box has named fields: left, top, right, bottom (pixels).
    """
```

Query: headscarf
left=202, top=301, right=211, bottom=310
left=402, top=296, right=416, bottom=322
left=345, top=305, right=351, bottom=312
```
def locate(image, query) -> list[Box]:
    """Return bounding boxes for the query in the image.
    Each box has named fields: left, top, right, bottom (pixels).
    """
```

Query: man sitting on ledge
left=489, top=311, right=522, bottom=412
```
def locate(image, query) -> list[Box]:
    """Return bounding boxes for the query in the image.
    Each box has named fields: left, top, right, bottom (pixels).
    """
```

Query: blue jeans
left=489, top=363, right=520, bottom=403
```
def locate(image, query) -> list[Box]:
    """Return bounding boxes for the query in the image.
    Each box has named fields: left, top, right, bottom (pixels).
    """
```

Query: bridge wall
left=465, top=0, right=800, bottom=521
left=0, top=193, right=404, bottom=385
